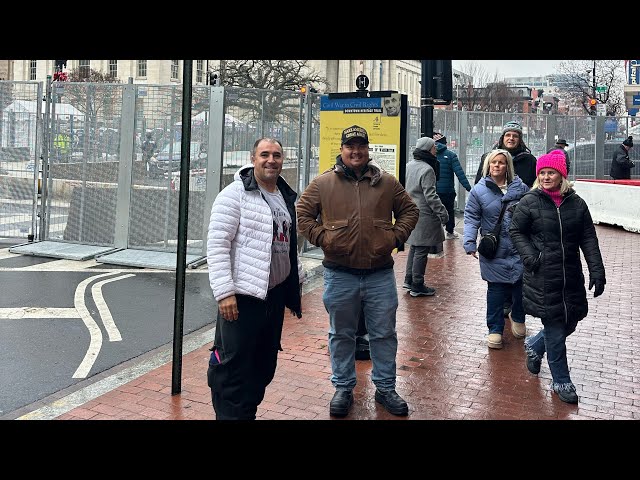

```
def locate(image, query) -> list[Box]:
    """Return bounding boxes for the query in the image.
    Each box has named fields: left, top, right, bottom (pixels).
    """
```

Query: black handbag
left=477, top=202, right=508, bottom=259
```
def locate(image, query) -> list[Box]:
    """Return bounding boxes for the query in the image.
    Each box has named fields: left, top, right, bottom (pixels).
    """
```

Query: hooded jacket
left=435, top=142, right=472, bottom=194
left=509, top=188, right=606, bottom=323
left=475, top=137, right=537, bottom=188
left=207, top=164, right=304, bottom=317
left=297, top=156, right=418, bottom=272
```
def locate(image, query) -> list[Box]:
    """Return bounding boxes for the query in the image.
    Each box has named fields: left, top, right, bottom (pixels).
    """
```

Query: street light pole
left=592, top=60, right=596, bottom=102
left=453, top=73, right=460, bottom=110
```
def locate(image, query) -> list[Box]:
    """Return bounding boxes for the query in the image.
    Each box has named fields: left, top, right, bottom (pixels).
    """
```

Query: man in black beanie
left=610, top=136, right=635, bottom=180
left=474, top=121, right=537, bottom=188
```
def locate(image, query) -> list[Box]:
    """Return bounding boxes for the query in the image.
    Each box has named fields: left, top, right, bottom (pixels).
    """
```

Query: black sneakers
left=552, top=383, right=579, bottom=404
left=526, top=351, right=542, bottom=375
left=409, top=283, right=436, bottom=297
left=402, top=277, right=412, bottom=290
left=329, top=390, right=353, bottom=417
left=374, top=389, right=409, bottom=416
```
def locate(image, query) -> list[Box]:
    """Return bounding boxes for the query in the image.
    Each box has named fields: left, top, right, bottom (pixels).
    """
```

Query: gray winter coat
left=405, top=154, right=449, bottom=246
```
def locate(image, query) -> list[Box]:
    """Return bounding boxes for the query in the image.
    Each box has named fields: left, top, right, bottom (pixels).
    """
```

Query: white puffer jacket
left=207, top=165, right=305, bottom=302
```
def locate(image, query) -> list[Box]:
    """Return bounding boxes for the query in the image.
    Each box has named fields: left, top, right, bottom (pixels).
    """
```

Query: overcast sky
left=452, top=60, right=562, bottom=79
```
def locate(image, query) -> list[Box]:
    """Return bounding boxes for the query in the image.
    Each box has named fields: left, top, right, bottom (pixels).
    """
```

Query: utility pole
left=593, top=60, right=597, bottom=103
left=420, top=60, right=434, bottom=138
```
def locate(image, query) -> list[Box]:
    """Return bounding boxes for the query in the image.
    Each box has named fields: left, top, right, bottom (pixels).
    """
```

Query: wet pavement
left=10, top=222, right=640, bottom=420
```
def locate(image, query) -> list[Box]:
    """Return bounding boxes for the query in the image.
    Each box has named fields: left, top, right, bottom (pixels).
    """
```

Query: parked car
left=566, top=140, right=640, bottom=179
left=148, top=141, right=207, bottom=178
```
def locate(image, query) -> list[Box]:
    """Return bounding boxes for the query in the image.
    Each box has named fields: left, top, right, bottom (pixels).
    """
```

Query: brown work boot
left=487, top=333, right=503, bottom=349
left=509, top=313, right=526, bottom=338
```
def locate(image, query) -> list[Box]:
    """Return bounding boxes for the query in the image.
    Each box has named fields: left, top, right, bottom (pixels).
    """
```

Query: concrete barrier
left=574, top=179, right=640, bottom=233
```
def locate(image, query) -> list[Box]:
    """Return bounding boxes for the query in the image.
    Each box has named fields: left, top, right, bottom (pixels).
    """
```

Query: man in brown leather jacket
left=297, top=125, right=418, bottom=418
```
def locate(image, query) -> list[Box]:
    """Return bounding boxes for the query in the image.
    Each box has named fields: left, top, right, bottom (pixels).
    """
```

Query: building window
left=196, top=60, right=203, bottom=83
left=78, top=60, right=90, bottom=79
left=171, top=60, right=179, bottom=80
left=29, top=60, right=37, bottom=80
left=137, top=60, right=147, bottom=78
left=109, top=60, right=118, bottom=78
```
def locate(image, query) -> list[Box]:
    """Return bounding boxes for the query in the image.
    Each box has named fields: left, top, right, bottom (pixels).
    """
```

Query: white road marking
left=72, top=272, right=123, bottom=379
left=0, top=307, right=78, bottom=319
left=91, top=274, right=136, bottom=342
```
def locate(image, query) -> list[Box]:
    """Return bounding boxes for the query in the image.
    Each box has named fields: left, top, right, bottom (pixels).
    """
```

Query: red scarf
left=541, top=187, right=563, bottom=207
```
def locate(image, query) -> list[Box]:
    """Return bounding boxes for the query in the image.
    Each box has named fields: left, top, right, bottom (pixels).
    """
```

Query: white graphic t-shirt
left=258, top=185, right=291, bottom=289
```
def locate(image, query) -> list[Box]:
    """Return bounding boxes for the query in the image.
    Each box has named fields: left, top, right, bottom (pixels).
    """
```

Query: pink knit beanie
left=536, top=150, right=567, bottom=178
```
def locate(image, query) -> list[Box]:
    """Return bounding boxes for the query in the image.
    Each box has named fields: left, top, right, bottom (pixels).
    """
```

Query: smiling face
left=340, top=139, right=370, bottom=173
left=503, top=130, right=521, bottom=149
left=251, top=139, right=283, bottom=190
left=538, top=167, right=562, bottom=191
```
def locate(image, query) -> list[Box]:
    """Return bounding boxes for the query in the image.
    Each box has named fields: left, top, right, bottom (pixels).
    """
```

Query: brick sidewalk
left=54, top=224, right=639, bottom=420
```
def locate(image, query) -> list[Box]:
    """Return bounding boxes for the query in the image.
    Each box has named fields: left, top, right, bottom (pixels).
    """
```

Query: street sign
left=596, top=85, right=607, bottom=93
left=633, top=94, right=640, bottom=106
left=596, top=103, right=606, bottom=116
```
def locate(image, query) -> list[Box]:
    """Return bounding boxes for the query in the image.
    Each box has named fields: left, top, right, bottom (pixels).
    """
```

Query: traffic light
left=421, top=60, right=453, bottom=105
left=589, top=98, right=597, bottom=115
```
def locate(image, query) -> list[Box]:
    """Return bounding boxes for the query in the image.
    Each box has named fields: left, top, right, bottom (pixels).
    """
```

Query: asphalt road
left=0, top=243, right=216, bottom=417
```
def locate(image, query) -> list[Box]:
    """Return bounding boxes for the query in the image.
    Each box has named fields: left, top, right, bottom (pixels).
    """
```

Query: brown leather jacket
left=297, top=159, right=418, bottom=271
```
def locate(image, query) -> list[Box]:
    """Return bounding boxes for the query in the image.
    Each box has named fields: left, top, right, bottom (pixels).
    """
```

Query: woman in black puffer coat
left=509, top=150, right=606, bottom=405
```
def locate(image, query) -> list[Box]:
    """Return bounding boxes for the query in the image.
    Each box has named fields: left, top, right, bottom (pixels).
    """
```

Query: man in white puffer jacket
left=206, top=137, right=305, bottom=420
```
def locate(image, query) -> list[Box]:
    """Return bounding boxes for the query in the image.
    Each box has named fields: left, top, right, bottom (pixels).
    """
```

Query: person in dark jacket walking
left=509, top=150, right=606, bottom=404
left=463, top=149, right=529, bottom=349
left=610, top=136, right=635, bottom=180
left=475, top=121, right=537, bottom=188
left=433, top=132, right=471, bottom=240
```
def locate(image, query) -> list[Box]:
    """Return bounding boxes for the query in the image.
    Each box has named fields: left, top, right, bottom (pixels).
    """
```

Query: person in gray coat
left=463, top=149, right=529, bottom=349
left=403, top=136, right=449, bottom=297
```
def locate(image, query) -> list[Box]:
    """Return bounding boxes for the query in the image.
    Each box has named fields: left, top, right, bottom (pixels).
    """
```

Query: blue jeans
left=525, top=317, right=579, bottom=386
left=486, top=280, right=524, bottom=334
left=322, top=267, right=399, bottom=392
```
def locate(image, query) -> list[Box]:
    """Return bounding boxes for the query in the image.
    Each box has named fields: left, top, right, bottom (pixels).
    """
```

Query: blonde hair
left=482, top=149, right=515, bottom=183
left=532, top=176, right=572, bottom=194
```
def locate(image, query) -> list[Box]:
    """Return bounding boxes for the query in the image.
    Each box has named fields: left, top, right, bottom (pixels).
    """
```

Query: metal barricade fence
left=0, top=81, right=42, bottom=240
left=1, top=80, right=638, bottom=258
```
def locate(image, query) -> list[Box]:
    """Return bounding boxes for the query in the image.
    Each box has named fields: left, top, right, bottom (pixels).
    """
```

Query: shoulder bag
left=477, top=201, right=508, bottom=259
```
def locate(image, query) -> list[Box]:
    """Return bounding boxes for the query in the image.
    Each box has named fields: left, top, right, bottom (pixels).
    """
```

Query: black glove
left=589, top=278, right=605, bottom=298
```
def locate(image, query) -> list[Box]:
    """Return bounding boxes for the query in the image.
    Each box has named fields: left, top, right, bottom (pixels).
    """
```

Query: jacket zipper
left=555, top=194, right=570, bottom=324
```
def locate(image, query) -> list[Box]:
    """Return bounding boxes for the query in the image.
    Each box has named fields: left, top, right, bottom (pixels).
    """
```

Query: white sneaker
left=445, top=231, right=459, bottom=240
left=427, top=252, right=445, bottom=259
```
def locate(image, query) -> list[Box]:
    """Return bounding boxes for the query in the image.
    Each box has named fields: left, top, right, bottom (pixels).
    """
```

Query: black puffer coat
left=509, top=188, right=606, bottom=323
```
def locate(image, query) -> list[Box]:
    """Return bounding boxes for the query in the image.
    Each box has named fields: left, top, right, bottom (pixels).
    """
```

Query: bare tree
left=455, top=61, right=507, bottom=111
left=216, top=60, right=327, bottom=92
left=556, top=60, right=626, bottom=116
left=63, top=68, right=122, bottom=119
left=211, top=60, right=328, bottom=124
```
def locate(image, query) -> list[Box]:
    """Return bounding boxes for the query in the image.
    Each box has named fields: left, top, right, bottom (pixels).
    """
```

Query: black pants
left=438, top=192, right=456, bottom=234
left=207, top=282, right=286, bottom=420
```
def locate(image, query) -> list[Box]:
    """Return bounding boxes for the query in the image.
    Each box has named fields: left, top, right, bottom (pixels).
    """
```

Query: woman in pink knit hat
left=508, top=150, right=606, bottom=404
